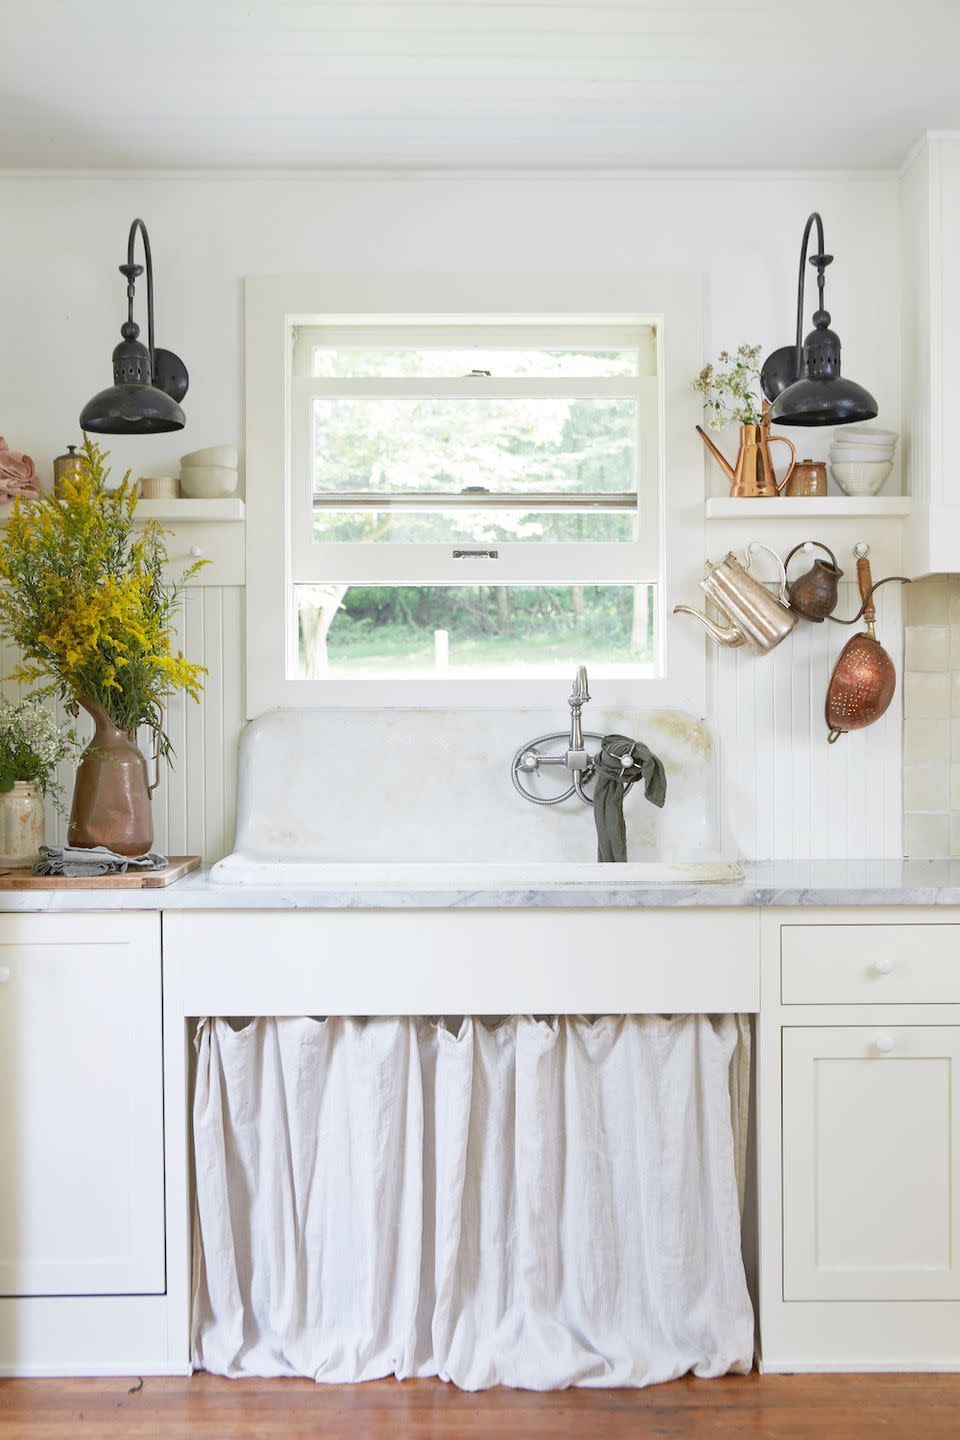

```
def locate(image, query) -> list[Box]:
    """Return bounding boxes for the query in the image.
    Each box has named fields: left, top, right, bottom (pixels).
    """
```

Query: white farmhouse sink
left=216, top=707, right=734, bottom=888
left=210, top=854, right=744, bottom=888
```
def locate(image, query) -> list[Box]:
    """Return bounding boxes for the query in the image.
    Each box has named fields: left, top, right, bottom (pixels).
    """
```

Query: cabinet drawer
left=781, top=924, right=960, bottom=1005
left=157, top=522, right=244, bottom=587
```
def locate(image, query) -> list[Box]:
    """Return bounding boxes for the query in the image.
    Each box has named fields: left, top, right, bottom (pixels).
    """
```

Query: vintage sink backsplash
left=216, top=706, right=721, bottom=869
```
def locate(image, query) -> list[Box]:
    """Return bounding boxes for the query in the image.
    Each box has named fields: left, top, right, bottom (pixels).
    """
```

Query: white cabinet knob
left=189, top=545, right=204, bottom=558
left=875, top=1033, right=896, bottom=1054
left=873, top=957, right=894, bottom=975
left=0, top=966, right=10, bottom=983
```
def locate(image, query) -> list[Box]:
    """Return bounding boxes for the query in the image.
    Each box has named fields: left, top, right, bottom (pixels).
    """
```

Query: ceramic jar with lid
left=53, top=444, right=83, bottom=498
left=784, top=459, right=828, bottom=497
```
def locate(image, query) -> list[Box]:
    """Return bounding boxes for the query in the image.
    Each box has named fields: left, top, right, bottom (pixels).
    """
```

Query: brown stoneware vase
left=69, top=697, right=155, bottom=856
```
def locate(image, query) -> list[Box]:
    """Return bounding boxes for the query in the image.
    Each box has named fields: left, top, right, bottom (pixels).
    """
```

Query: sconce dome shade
left=768, top=320, right=877, bottom=427
left=769, top=374, right=878, bottom=427
left=80, top=382, right=186, bottom=434
left=80, top=333, right=187, bottom=434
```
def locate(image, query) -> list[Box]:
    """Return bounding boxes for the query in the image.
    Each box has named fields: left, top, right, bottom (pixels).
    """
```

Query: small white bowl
left=833, top=425, right=899, bottom=444
left=180, top=444, right=239, bottom=470
left=830, top=444, right=895, bottom=464
left=179, top=464, right=238, bottom=499
left=138, top=475, right=180, bottom=499
left=830, top=459, right=893, bottom=496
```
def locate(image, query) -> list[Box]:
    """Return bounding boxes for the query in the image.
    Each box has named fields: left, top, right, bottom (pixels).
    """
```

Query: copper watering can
left=697, top=405, right=797, bottom=498
left=674, top=543, right=798, bottom=654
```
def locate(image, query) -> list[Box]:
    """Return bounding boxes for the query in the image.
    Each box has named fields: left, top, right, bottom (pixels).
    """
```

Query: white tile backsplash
left=903, top=576, right=960, bottom=856
left=905, top=626, right=949, bottom=671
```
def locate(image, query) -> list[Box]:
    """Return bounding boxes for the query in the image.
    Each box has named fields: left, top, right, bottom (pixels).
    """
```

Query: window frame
left=244, top=273, right=706, bottom=716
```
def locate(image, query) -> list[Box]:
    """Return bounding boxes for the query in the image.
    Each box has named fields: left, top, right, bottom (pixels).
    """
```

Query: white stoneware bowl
left=179, top=464, right=238, bottom=499
left=832, top=425, right=899, bottom=445
left=829, top=443, right=895, bottom=463
left=138, top=475, right=180, bottom=499
left=180, top=444, right=239, bottom=469
left=829, top=459, right=893, bottom=496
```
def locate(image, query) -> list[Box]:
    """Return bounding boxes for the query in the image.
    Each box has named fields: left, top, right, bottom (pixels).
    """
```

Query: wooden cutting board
left=0, top=855, right=201, bottom=889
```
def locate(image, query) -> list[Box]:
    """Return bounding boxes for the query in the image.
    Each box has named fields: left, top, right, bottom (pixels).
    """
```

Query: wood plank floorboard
left=2, top=1372, right=960, bottom=1440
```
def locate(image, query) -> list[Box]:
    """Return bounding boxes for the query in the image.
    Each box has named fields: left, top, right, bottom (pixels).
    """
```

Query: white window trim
left=244, top=272, right=706, bottom=716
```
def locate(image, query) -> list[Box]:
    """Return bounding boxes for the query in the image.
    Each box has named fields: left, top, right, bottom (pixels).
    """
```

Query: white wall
left=0, top=168, right=903, bottom=860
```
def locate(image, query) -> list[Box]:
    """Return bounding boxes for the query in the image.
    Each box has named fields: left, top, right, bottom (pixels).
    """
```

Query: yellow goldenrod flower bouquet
left=0, top=437, right=207, bottom=853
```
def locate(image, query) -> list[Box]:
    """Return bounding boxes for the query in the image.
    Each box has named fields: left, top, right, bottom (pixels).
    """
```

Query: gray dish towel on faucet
left=593, top=734, right=667, bottom=863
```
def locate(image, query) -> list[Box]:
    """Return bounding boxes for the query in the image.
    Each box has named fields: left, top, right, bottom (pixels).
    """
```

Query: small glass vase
left=0, top=780, right=45, bottom=867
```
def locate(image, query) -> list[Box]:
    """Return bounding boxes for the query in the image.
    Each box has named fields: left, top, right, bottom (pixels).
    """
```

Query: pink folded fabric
left=0, top=437, right=41, bottom=500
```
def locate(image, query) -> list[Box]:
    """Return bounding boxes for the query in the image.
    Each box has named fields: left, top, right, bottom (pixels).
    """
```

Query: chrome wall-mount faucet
left=512, top=665, right=611, bottom=807
left=512, top=666, right=646, bottom=807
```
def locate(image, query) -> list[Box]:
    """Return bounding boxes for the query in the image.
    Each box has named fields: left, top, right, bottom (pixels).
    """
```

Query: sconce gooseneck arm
left=120, top=217, right=156, bottom=374
left=793, top=211, right=830, bottom=373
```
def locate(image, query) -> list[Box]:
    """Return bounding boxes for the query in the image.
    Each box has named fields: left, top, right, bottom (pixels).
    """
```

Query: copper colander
left=825, top=554, right=898, bottom=743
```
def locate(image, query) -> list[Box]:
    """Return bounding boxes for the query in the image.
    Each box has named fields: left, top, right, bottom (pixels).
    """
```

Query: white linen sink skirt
left=192, top=1013, right=753, bottom=1391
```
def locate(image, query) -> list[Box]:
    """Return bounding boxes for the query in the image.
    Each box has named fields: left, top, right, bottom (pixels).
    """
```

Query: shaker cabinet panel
left=782, top=1026, right=960, bottom=1302
left=0, top=914, right=165, bottom=1297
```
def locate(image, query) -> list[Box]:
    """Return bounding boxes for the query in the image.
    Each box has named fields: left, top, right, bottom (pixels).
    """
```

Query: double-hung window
left=288, top=320, right=660, bottom=682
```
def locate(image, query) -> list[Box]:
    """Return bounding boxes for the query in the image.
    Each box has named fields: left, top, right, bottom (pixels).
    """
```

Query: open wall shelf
left=705, top=496, right=912, bottom=520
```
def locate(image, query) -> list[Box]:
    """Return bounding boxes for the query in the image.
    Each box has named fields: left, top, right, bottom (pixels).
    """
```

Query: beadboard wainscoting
left=712, top=578, right=904, bottom=861
left=0, top=587, right=244, bottom=864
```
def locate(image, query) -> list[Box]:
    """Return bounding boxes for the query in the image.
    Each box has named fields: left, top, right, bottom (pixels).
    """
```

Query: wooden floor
left=2, top=1372, right=959, bottom=1439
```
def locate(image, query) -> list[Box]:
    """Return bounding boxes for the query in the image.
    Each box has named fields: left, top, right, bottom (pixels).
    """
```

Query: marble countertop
left=3, top=859, right=960, bottom=910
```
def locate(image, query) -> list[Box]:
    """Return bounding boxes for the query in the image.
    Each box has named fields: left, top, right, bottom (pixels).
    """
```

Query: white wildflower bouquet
left=692, top=343, right=765, bottom=430
left=0, top=697, right=78, bottom=809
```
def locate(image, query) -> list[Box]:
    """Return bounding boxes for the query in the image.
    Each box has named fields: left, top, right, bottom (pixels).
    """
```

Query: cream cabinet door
left=0, top=913, right=165, bottom=1296
left=782, top=1026, right=960, bottom=1301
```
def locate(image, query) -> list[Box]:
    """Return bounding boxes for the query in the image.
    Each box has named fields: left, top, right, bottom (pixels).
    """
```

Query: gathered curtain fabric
left=192, top=1013, right=753, bottom=1391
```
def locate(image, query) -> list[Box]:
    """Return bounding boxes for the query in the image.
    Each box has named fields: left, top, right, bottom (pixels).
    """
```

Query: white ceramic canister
left=139, top=476, right=180, bottom=499
left=0, top=780, right=45, bottom=867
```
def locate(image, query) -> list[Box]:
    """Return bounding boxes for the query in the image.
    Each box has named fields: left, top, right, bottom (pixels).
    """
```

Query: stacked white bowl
left=179, top=444, right=239, bottom=499
left=828, top=426, right=898, bottom=496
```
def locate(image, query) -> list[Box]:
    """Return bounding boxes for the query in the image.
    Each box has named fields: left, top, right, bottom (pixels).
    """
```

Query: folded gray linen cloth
left=33, top=845, right=168, bottom=878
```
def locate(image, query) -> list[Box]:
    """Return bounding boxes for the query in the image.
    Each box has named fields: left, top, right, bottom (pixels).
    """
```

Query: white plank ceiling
left=1, top=0, right=959, bottom=170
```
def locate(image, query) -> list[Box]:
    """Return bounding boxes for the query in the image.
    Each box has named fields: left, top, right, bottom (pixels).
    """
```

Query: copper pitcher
left=784, top=541, right=843, bottom=622
left=68, top=697, right=159, bottom=855
left=697, top=408, right=797, bottom=498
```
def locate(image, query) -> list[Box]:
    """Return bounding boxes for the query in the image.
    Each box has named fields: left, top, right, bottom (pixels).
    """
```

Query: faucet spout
left=569, top=665, right=590, bottom=757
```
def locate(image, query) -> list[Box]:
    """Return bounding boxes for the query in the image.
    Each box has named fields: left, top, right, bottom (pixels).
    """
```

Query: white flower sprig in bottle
left=0, top=698, right=77, bottom=867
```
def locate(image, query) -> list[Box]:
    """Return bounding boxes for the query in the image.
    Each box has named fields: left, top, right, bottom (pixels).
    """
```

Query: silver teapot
left=674, top=543, right=798, bottom=654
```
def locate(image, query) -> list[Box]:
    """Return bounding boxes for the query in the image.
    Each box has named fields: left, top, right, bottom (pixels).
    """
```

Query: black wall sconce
left=80, top=218, right=188, bottom=434
left=761, top=211, right=877, bottom=427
